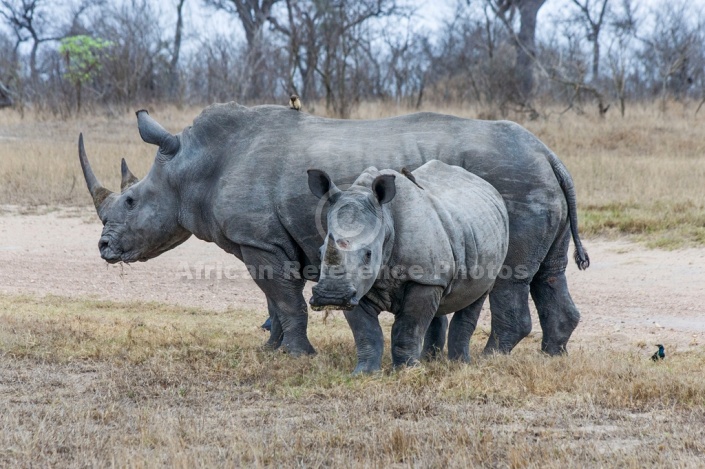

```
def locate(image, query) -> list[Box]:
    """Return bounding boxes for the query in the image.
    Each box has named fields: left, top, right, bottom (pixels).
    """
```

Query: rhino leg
left=483, top=280, right=532, bottom=354
left=531, top=272, right=579, bottom=355
left=447, top=292, right=488, bottom=363
left=531, top=229, right=580, bottom=355
left=343, top=300, right=384, bottom=374
left=263, top=298, right=284, bottom=350
left=241, top=246, right=315, bottom=356
left=421, top=316, right=448, bottom=360
left=391, top=284, right=442, bottom=368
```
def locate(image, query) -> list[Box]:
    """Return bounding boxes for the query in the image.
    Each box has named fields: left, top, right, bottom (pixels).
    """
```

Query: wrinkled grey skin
left=308, top=162, right=509, bottom=371
left=79, top=103, right=589, bottom=361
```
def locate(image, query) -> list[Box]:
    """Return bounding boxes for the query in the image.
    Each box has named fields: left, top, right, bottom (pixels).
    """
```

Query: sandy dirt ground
left=1, top=206, right=704, bottom=352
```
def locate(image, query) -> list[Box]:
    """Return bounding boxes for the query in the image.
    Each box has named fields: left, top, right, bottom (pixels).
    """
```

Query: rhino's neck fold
left=177, top=200, right=212, bottom=243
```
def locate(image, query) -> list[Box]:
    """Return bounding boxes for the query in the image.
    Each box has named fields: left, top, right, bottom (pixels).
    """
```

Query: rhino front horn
left=136, top=109, right=180, bottom=157
left=78, top=133, right=114, bottom=211
left=121, top=158, right=139, bottom=192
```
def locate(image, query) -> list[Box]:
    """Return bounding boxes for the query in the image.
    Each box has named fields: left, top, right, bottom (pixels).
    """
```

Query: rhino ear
left=136, top=109, right=180, bottom=157
left=308, top=169, right=339, bottom=199
left=372, top=174, right=396, bottom=205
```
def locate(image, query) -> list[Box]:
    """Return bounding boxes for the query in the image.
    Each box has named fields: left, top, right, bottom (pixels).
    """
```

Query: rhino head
left=307, top=169, right=396, bottom=310
left=79, top=110, right=191, bottom=263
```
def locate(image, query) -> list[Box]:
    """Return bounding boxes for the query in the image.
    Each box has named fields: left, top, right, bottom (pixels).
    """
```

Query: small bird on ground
left=651, top=344, right=665, bottom=361
left=401, top=167, right=424, bottom=189
left=289, top=94, right=301, bottom=111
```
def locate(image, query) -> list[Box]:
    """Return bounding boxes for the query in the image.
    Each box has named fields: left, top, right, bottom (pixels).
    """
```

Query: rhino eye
left=364, top=250, right=372, bottom=264
left=125, top=196, right=135, bottom=209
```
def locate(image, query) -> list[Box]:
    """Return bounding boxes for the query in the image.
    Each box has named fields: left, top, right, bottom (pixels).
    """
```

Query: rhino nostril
left=99, top=238, right=110, bottom=251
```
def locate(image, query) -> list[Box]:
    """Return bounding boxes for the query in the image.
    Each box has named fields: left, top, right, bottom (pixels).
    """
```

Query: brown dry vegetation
left=1, top=101, right=704, bottom=247
left=1, top=294, right=704, bottom=467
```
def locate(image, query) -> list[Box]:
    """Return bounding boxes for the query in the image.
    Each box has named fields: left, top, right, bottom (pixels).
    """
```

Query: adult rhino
left=308, top=161, right=509, bottom=370
left=78, top=102, right=589, bottom=365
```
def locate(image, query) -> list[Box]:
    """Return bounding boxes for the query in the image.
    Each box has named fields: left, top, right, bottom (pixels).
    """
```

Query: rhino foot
left=261, top=340, right=281, bottom=352
left=447, top=348, right=471, bottom=364
left=280, top=339, right=317, bottom=357
left=392, top=357, right=422, bottom=370
left=422, top=346, right=444, bottom=361
left=541, top=341, right=568, bottom=356
left=351, top=362, right=383, bottom=375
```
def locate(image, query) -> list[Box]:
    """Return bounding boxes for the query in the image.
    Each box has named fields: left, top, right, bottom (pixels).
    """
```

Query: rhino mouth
left=99, top=234, right=140, bottom=264
left=99, top=235, right=124, bottom=264
left=101, top=250, right=150, bottom=265
left=309, top=291, right=359, bottom=311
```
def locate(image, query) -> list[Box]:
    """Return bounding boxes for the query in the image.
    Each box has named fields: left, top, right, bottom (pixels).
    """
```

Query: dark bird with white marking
left=651, top=344, right=665, bottom=361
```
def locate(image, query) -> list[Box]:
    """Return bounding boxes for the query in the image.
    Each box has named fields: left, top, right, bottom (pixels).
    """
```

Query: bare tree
left=169, top=0, right=186, bottom=101
left=605, top=0, right=637, bottom=116
left=486, top=0, right=546, bottom=106
left=424, top=2, right=518, bottom=113
left=204, top=0, right=280, bottom=98
left=384, top=27, right=425, bottom=106
left=87, top=0, right=171, bottom=110
left=0, top=28, right=17, bottom=108
left=268, top=0, right=397, bottom=117
left=637, top=3, right=701, bottom=110
left=0, top=0, right=61, bottom=82
left=528, top=7, right=610, bottom=118
left=207, top=0, right=279, bottom=48
left=0, top=80, right=12, bottom=108
left=568, top=0, right=609, bottom=80
left=266, top=0, right=318, bottom=98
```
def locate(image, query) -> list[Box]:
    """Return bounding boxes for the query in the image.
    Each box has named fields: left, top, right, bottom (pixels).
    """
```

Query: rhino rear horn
left=136, top=109, right=180, bottom=157
left=120, top=158, right=139, bottom=192
left=78, top=133, right=114, bottom=212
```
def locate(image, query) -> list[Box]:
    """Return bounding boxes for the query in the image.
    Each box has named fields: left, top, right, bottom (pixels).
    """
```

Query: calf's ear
left=372, top=174, right=396, bottom=204
left=308, top=169, right=339, bottom=199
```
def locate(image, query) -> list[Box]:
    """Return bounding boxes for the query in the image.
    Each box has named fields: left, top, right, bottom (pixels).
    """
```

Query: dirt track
left=1, top=207, right=704, bottom=352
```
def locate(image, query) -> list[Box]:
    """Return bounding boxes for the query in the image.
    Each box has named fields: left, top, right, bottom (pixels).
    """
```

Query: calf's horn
left=78, top=133, right=114, bottom=211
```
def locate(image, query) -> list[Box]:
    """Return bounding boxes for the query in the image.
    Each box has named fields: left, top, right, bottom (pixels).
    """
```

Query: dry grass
left=1, top=294, right=705, bottom=467
left=1, top=101, right=704, bottom=246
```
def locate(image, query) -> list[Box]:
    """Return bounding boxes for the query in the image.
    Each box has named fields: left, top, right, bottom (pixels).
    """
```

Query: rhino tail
left=546, top=151, right=590, bottom=270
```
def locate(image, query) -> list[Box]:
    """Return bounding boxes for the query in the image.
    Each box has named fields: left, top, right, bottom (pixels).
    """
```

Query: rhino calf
left=308, top=160, right=509, bottom=372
